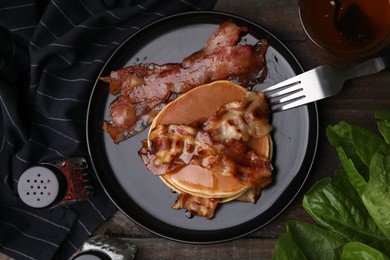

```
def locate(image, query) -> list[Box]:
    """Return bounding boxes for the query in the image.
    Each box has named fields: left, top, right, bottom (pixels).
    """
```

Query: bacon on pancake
left=142, top=124, right=272, bottom=189
left=101, top=21, right=269, bottom=143
left=139, top=90, right=272, bottom=219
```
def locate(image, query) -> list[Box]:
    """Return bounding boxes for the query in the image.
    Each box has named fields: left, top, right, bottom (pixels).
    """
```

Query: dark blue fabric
left=0, top=0, right=216, bottom=259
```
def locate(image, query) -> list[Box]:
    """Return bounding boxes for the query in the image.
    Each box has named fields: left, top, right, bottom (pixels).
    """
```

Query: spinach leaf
left=326, top=122, right=385, bottom=195
left=375, top=110, right=390, bottom=121
left=350, top=125, right=385, bottom=167
left=326, top=123, right=368, bottom=179
left=273, top=226, right=307, bottom=260
left=336, top=147, right=367, bottom=196
left=274, top=111, right=390, bottom=259
left=273, top=221, right=346, bottom=260
left=376, top=110, right=390, bottom=143
left=302, top=172, right=386, bottom=251
left=362, top=144, right=390, bottom=241
left=378, top=121, right=390, bottom=144
left=341, top=242, right=390, bottom=260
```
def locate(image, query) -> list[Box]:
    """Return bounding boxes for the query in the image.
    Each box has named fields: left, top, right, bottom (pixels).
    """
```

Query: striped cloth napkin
left=0, top=0, right=216, bottom=259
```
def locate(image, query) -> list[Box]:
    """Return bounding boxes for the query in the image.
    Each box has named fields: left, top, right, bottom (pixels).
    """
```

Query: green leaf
left=378, top=121, right=390, bottom=144
left=350, top=125, right=385, bottom=167
left=303, top=172, right=388, bottom=253
left=273, top=111, right=390, bottom=259
left=375, top=110, right=390, bottom=121
left=376, top=110, right=390, bottom=143
left=336, top=146, right=367, bottom=196
left=362, top=145, right=390, bottom=241
left=326, top=123, right=368, bottom=178
left=273, top=221, right=345, bottom=260
left=272, top=227, right=307, bottom=260
left=341, top=242, right=390, bottom=260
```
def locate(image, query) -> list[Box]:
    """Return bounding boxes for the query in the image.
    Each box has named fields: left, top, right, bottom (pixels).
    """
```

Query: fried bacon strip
left=203, top=89, right=272, bottom=143
left=101, top=21, right=269, bottom=143
left=141, top=124, right=272, bottom=186
left=172, top=194, right=220, bottom=219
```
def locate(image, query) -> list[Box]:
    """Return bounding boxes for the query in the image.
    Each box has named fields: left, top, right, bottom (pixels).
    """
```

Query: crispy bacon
left=203, top=91, right=272, bottom=142
left=139, top=91, right=273, bottom=218
left=140, top=124, right=272, bottom=189
left=102, top=21, right=269, bottom=143
left=172, top=194, right=220, bottom=219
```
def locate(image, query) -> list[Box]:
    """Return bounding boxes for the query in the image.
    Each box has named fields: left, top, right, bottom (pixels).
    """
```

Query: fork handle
left=344, top=55, right=390, bottom=80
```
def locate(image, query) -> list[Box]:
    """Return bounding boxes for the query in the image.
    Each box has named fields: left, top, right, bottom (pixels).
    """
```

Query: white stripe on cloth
left=51, top=0, right=75, bottom=27
left=87, top=199, right=107, bottom=221
left=32, top=123, right=84, bottom=143
left=36, top=90, right=88, bottom=102
left=42, top=69, right=94, bottom=83
left=0, top=94, right=26, bottom=142
left=0, top=243, right=36, bottom=260
left=0, top=221, right=60, bottom=248
left=179, top=0, right=202, bottom=10
left=0, top=3, right=38, bottom=11
left=3, top=205, right=72, bottom=231
left=32, top=107, right=86, bottom=123
left=28, top=139, right=67, bottom=158
left=76, top=219, right=91, bottom=236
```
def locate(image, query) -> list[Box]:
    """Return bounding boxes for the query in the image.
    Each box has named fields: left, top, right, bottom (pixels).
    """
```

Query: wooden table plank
left=131, top=238, right=276, bottom=260
left=213, top=0, right=307, bottom=41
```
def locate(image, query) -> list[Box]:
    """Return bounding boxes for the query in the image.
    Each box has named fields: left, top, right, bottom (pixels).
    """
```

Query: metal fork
left=261, top=55, right=390, bottom=112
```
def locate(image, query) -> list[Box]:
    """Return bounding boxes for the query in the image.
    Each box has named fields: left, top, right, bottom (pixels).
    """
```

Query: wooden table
left=2, top=0, right=389, bottom=259
left=91, top=0, right=390, bottom=259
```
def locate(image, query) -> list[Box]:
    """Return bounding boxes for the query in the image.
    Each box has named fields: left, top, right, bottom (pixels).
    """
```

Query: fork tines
left=262, top=79, right=306, bottom=112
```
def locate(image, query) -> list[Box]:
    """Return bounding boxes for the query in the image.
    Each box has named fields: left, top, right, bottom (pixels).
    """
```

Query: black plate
left=87, top=11, right=318, bottom=243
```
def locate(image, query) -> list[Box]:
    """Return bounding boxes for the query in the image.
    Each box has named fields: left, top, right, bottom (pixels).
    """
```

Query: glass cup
left=299, top=0, right=390, bottom=59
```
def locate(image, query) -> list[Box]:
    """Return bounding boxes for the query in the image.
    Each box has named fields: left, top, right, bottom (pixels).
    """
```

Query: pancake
left=148, top=80, right=272, bottom=201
